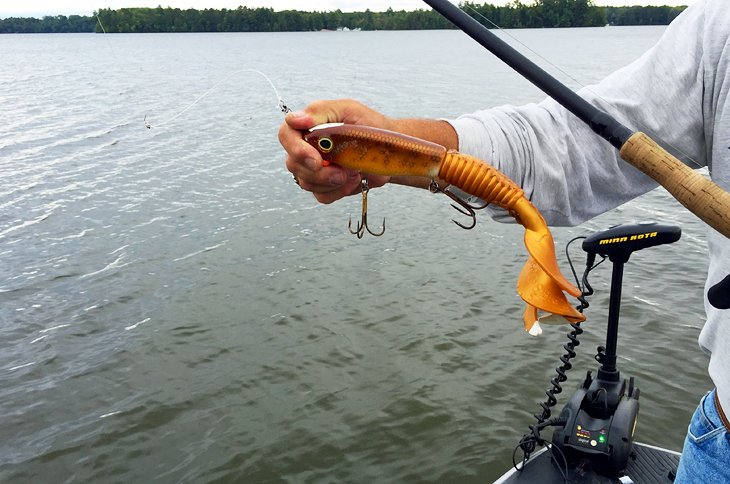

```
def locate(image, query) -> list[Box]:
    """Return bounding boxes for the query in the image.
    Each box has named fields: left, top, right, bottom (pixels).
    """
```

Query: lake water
left=0, top=27, right=713, bottom=482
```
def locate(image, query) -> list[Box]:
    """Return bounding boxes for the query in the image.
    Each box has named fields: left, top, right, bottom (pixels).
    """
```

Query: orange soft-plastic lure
left=304, top=123, right=585, bottom=335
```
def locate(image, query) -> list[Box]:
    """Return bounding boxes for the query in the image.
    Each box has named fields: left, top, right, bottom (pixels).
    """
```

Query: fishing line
left=89, top=2, right=118, bottom=59
left=90, top=10, right=289, bottom=129
left=144, top=69, right=290, bottom=129
left=459, top=2, right=704, bottom=170
left=94, top=10, right=108, bottom=34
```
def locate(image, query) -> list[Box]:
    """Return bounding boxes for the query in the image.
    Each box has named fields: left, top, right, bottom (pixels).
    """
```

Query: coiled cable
left=513, top=236, right=606, bottom=473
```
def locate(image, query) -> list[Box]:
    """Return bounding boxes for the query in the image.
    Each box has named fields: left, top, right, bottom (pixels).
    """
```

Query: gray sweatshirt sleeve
left=447, top=2, right=707, bottom=227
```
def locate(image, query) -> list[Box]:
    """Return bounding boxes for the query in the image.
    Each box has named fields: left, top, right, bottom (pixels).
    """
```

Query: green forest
left=0, top=1, right=687, bottom=34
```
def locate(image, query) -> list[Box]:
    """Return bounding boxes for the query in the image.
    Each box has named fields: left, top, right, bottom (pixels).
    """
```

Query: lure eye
left=317, top=137, right=334, bottom=153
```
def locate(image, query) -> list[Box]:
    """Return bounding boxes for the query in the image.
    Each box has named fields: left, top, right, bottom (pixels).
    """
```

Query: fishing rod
left=423, top=0, right=730, bottom=240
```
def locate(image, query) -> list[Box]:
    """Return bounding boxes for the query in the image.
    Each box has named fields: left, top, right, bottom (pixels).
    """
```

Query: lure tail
left=518, top=250, right=585, bottom=335
left=437, top=151, right=584, bottom=333
left=512, top=198, right=585, bottom=334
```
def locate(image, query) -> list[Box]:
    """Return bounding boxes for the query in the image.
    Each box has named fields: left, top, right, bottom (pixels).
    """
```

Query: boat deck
left=495, top=442, right=681, bottom=483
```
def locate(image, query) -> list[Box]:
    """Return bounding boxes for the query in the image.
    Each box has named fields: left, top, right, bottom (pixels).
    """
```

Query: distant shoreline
left=0, top=4, right=687, bottom=34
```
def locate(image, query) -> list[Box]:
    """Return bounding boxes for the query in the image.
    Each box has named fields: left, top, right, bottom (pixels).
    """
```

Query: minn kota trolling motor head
left=550, top=222, right=681, bottom=476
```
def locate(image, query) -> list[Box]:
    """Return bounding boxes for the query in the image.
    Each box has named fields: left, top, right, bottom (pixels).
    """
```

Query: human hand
left=278, top=99, right=392, bottom=204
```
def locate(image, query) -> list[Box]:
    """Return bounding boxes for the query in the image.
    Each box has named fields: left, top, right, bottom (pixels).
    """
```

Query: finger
left=305, top=99, right=363, bottom=126
left=312, top=174, right=363, bottom=205
left=279, top=123, right=322, bottom=172
left=306, top=99, right=394, bottom=130
left=289, top=160, right=355, bottom=192
left=284, top=110, right=316, bottom=130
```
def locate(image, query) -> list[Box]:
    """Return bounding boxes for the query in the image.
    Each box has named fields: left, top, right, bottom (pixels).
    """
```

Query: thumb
left=303, top=99, right=363, bottom=127
left=284, top=101, right=342, bottom=130
left=284, top=110, right=317, bottom=130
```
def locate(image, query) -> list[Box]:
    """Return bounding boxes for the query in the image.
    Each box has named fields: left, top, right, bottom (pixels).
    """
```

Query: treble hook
left=348, top=178, right=385, bottom=238
left=429, top=180, right=489, bottom=230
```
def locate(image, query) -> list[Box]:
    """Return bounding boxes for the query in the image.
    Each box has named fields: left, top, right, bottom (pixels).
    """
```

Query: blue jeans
left=675, top=389, right=730, bottom=483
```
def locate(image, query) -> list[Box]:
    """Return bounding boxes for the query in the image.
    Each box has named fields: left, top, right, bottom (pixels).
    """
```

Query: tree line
left=0, top=2, right=687, bottom=34
left=0, top=15, right=96, bottom=33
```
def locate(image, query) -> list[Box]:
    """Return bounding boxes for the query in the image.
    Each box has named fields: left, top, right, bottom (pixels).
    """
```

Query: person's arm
left=278, top=99, right=456, bottom=203
left=449, top=1, right=709, bottom=226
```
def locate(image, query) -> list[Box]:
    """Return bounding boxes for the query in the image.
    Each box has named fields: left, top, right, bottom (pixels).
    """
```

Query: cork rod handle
left=619, top=132, right=730, bottom=239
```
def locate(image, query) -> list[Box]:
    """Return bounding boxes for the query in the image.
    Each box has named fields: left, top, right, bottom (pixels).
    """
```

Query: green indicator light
left=598, top=436, right=606, bottom=443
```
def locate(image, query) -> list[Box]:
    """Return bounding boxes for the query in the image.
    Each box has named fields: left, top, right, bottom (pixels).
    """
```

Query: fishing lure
left=304, top=123, right=585, bottom=335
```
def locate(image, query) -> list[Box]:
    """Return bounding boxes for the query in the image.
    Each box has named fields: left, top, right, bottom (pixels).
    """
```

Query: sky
left=0, top=0, right=696, bottom=19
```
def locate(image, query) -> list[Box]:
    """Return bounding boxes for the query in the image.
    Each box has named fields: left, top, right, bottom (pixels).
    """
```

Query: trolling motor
left=551, top=222, right=681, bottom=475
